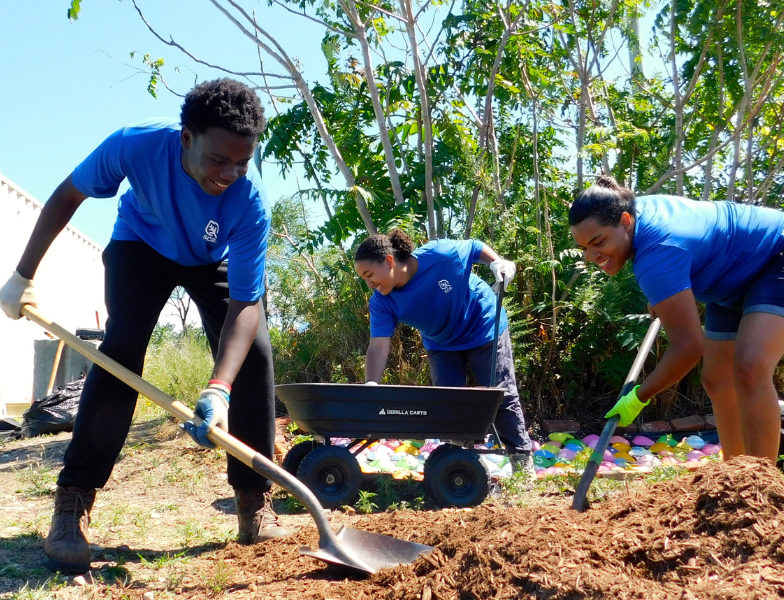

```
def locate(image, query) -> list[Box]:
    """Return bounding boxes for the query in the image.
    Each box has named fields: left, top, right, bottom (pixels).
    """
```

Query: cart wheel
left=423, top=442, right=455, bottom=467
left=297, top=445, right=362, bottom=510
left=281, top=440, right=322, bottom=476
left=421, top=443, right=459, bottom=499
left=423, top=447, right=489, bottom=508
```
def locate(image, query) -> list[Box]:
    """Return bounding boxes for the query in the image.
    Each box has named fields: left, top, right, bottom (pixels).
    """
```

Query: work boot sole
left=44, top=555, right=91, bottom=575
left=256, top=525, right=293, bottom=541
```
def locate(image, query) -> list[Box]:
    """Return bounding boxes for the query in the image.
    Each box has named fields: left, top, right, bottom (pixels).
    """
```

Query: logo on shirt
left=203, top=220, right=219, bottom=243
left=438, top=279, right=452, bottom=294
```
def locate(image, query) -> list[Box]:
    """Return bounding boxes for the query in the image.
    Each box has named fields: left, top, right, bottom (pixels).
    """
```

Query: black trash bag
left=0, top=417, right=22, bottom=441
left=20, top=378, right=85, bottom=438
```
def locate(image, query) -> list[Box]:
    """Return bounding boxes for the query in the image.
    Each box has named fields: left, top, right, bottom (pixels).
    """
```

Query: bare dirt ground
left=2, top=415, right=784, bottom=600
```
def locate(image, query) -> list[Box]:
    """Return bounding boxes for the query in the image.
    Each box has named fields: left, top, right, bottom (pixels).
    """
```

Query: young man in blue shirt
left=0, top=78, right=290, bottom=574
left=353, top=230, right=535, bottom=476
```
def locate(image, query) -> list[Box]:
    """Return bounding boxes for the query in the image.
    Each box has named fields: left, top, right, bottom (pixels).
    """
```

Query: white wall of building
left=0, top=171, right=106, bottom=417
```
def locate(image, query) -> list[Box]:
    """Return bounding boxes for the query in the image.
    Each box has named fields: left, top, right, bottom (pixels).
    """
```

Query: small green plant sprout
left=354, top=490, right=378, bottom=514
left=291, top=433, right=314, bottom=446
left=9, top=573, right=65, bottom=599
left=138, top=550, right=189, bottom=570
left=14, top=464, right=57, bottom=497
left=131, top=510, right=149, bottom=532
left=282, top=495, right=305, bottom=513
left=645, top=464, right=688, bottom=483
left=208, top=559, right=233, bottom=595
left=177, top=519, right=204, bottom=545
left=97, top=564, right=132, bottom=586
left=374, top=477, right=401, bottom=508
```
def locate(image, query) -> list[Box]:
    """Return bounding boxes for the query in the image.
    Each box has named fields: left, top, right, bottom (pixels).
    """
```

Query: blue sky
left=0, top=0, right=329, bottom=247
left=1, top=1, right=664, bottom=249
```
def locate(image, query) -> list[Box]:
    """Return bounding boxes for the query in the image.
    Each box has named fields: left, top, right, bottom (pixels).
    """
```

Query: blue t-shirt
left=368, top=239, right=507, bottom=351
left=71, top=118, right=271, bottom=302
left=633, top=195, right=784, bottom=306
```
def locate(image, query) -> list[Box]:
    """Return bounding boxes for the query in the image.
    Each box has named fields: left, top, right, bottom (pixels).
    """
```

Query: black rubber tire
left=421, top=443, right=458, bottom=499
left=280, top=440, right=322, bottom=476
left=422, top=446, right=489, bottom=508
left=296, top=445, right=362, bottom=509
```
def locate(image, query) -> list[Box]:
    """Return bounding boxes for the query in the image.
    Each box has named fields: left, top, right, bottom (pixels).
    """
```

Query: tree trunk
left=344, top=0, right=405, bottom=205
left=399, top=0, right=436, bottom=239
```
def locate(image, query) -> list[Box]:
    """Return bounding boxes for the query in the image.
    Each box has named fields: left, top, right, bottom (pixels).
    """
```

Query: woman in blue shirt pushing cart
left=353, top=229, right=535, bottom=477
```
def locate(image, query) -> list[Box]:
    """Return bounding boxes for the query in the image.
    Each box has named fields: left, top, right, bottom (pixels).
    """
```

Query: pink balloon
left=703, top=443, right=721, bottom=455
left=531, top=440, right=541, bottom=451
left=686, top=450, right=705, bottom=460
left=603, top=449, right=615, bottom=461
left=609, top=435, right=630, bottom=445
left=632, top=435, right=656, bottom=446
left=582, top=434, right=600, bottom=448
left=557, top=448, right=576, bottom=460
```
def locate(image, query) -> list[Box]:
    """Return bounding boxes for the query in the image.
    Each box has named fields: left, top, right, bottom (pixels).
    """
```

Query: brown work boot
left=235, top=490, right=292, bottom=544
left=44, top=486, right=96, bottom=574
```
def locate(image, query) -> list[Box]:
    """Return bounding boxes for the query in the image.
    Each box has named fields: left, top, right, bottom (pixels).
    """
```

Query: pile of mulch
left=367, top=455, right=784, bottom=599
left=128, top=456, right=784, bottom=599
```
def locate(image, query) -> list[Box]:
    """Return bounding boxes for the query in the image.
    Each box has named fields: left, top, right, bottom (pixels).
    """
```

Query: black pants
left=58, top=240, right=275, bottom=492
left=426, top=330, right=532, bottom=453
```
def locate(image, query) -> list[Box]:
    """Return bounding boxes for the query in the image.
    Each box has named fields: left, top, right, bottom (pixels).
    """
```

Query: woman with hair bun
left=354, top=230, right=535, bottom=476
left=570, top=175, right=784, bottom=463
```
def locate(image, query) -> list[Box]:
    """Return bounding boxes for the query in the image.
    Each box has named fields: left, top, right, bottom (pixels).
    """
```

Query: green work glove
left=604, top=385, right=650, bottom=427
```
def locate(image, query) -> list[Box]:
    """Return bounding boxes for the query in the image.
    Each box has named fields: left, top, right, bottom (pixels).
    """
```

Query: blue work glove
left=604, top=385, right=650, bottom=427
left=183, top=387, right=230, bottom=448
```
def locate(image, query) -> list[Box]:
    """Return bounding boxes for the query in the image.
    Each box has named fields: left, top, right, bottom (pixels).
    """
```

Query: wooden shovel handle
left=20, top=304, right=258, bottom=470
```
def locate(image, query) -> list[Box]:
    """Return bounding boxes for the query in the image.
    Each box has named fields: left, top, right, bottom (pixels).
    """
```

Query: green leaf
left=67, top=0, right=82, bottom=21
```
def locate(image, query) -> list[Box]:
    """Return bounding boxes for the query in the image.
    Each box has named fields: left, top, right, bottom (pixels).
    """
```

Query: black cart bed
left=276, top=383, right=504, bottom=443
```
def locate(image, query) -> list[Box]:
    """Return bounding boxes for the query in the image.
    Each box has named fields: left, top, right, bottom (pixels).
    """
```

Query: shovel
left=571, top=317, right=661, bottom=512
left=21, top=305, right=432, bottom=574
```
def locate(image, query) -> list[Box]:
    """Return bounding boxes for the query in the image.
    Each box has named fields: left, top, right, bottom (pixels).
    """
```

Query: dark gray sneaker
left=44, top=486, right=96, bottom=574
left=234, top=490, right=292, bottom=544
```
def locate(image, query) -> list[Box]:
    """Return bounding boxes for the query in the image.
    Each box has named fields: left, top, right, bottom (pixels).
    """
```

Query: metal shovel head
left=299, top=525, right=433, bottom=573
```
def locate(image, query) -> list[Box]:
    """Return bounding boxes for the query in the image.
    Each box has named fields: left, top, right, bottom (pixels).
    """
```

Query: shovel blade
left=300, top=525, right=433, bottom=574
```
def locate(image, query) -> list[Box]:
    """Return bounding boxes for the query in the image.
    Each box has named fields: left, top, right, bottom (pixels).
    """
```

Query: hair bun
left=596, top=174, right=620, bottom=190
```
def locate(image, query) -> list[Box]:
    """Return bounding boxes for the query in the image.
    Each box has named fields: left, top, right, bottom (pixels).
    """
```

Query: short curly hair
left=180, top=78, right=266, bottom=137
left=355, top=230, right=415, bottom=264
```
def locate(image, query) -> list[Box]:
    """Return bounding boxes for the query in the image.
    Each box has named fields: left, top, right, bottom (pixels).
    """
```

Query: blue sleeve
left=369, top=293, right=397, bottom=338
left=454, top=239, right=485, bottom=268
left=634, top=244, right=692, bottom=306
left=71, top=128, right=128, bottom=198
left=226, top=181, right=270, bottom=302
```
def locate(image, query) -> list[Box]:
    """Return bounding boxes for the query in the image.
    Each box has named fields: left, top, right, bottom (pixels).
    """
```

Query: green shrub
left=142, top=326, right=213, bottom=409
